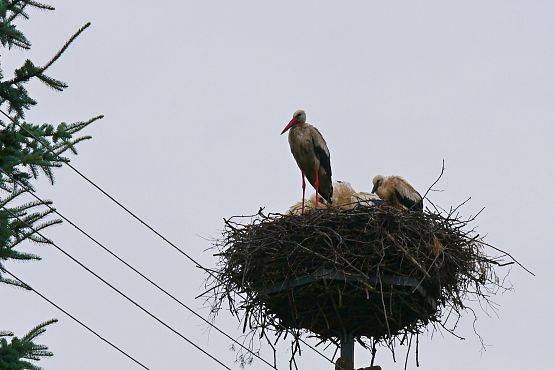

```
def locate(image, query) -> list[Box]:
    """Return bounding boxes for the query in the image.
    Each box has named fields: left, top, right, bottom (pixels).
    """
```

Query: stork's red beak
left=280, top=118, right=297, bottom=135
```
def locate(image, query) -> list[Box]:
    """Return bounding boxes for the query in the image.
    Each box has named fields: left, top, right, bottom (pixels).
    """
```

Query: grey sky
left=2, top=1, right=554, bottom=369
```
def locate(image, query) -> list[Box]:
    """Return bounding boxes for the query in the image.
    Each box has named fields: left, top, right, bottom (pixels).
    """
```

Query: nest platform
left=260, top=267, right=437, bottom=339
left=205, top=202, right=508, bottom=365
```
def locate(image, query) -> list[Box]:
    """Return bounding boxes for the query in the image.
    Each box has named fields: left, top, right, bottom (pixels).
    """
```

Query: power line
left=0, top=109, right=211, bottom=274
left=0, top=267, right=151, bottom=370
left=0, top=205, right=232, bottom=370
left=0, top=109, right=337, bottom=367
left=0, top=167, right=277, bottom=369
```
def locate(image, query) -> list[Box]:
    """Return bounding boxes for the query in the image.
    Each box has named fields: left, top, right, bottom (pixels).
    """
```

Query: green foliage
left=0, top=5, right=101, bottom=367
left=0, top=116, right=102, bottom=189
left=0, top=0, right=101, bottom=290
left=0, top=319, right=57, bottom=370
left=0, top=1, right=90, bottom=117
left=0, top=188, right=60, bottom=288
left=0, top=1, right=55, bottom=50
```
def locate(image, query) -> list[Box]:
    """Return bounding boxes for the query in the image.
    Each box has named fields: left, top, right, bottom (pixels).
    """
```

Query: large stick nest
left=204, top=202, right=516, bottom=366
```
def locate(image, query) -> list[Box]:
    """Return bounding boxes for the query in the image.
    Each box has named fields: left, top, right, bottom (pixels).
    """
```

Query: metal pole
left=340, top=333, right=354, bottom=370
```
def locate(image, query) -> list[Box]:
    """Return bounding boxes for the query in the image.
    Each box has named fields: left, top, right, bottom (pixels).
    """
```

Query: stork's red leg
left=301, top=170, right=306, bottom=214
left=314, top=165, right=320, bottom=208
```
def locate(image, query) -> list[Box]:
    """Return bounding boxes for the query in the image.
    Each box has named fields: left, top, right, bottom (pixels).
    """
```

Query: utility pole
left=340, top=333, right=355, bottom=370
left=336, top=336, right=382, bottom=370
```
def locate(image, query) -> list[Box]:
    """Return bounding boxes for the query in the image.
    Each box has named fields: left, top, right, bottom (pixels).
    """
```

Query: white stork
left=281, top=109, right=332, bottom=213
left=371, top=175, right=423, bottom=212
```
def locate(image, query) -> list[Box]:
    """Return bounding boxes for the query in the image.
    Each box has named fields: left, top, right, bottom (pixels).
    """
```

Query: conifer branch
left=0, top=319, right=57, bottom=369
left=7, top=22, right=91, bottom=85
left=26, top=1, right=54, bottom=11
left=0, top=109, right=103, bottom=186
left=6, top=1, right=29, bottom=23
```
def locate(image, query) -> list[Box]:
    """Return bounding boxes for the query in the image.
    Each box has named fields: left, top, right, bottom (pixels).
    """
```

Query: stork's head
left=371, top=175, right=385, bottom=193
left=280, top=109, right=306, bottom=135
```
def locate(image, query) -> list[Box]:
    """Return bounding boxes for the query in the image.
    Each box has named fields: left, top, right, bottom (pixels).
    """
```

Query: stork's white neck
left=292, top=121, right=307, bottom=130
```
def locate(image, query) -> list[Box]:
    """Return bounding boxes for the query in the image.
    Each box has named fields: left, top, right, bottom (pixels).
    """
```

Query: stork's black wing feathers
left=311, top=129, right=332, bottom=178
left=314, top=145, right=332, bottom=178
left=394, top=188, right=423, bottom=211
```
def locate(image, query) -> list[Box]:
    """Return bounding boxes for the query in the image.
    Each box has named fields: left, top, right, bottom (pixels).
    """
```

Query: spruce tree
left=0, top=320, right=57, bottom=370
left=0, top=1, right=102, bottom=368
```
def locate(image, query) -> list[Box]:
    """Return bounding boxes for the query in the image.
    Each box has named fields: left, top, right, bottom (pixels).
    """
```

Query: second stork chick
left=371, top=175, right=423, bottom=212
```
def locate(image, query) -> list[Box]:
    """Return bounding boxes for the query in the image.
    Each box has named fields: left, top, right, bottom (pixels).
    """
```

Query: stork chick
left=287, top=181, right=381, bottom=215
left=371, top=175, right=423, bottom=211
left=281, top=109, right=333, bottom=213
left=288, top=181, right=348, bottom=215
left=332, top=181, right=356, bottom=208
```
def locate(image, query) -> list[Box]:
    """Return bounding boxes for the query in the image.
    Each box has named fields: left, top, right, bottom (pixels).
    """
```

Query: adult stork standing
left=371, top=175, right=423, bottom=212
left=281, top=109, right=332, bottom=214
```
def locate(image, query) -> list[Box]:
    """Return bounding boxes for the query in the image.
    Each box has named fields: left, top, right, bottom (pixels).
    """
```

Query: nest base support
left=339, top=333, right=354, bottom=370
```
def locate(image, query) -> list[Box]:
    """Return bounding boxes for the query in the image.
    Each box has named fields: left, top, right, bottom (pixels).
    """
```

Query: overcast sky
left=2, top=1, right=554, bottom=369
